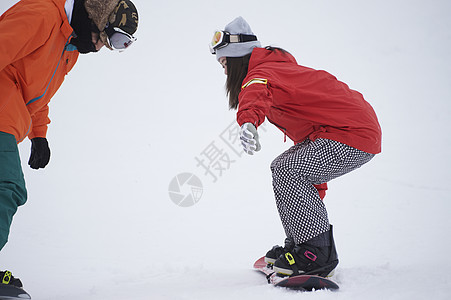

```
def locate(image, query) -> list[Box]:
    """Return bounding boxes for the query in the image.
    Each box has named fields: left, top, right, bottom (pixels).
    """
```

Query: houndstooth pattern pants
left=270, top=138, right=375, bottom=244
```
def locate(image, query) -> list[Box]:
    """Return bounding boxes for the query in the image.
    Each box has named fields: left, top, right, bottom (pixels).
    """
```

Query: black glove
left=28, top=138, right=51, bottom=170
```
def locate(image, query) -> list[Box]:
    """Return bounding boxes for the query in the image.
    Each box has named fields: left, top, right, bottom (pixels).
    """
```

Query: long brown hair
left=225, top=46, right=289, bottom=110
left=225, top=54, right=251, bottom=110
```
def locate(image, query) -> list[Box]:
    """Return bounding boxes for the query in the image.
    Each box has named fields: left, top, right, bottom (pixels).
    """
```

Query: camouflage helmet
left=85, top=0, right=138, bottom=50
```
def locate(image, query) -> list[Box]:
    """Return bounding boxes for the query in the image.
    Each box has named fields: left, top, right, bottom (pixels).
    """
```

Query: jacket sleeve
left=0, top=8, right=53, bottom=72
left=236, top=79, right=272, bottom=128
left=28, top=106, right=50, bottom=139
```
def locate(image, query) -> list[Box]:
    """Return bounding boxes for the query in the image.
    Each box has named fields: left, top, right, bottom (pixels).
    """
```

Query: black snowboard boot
left=265, top=237, right=295, bottom=265
left=273, top=226, right=339, bottom=277
left=0, top=270, right=23, bottom=287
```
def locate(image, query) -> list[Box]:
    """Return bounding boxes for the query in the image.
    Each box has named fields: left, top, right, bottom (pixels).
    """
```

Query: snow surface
left=1, top=0, right=451, bottom=299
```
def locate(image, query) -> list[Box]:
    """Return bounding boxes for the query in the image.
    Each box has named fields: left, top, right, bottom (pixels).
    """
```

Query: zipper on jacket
left=18, top=120, right=33, bottom=143
left=25, top=37, right=71, bottom=106
left=21, top=37, right=72, bottom=141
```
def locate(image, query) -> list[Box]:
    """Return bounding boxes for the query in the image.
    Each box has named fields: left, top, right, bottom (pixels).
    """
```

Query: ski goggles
left=105, top=25, right=137, bottom=51
left=209, top=30, right=258, bottom=54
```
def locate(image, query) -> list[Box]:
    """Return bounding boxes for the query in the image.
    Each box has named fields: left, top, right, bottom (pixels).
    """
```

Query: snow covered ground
left=1, top=0, right=450, bottom=299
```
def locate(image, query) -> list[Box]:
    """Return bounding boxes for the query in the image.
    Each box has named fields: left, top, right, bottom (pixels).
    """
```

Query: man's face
left=91, top=32, right=105, bottom=51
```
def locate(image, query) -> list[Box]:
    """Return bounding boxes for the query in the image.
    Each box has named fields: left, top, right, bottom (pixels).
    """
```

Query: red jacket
left=0, top=0, right=79, bottom=142
left=237, top=48, right=382, bottom=154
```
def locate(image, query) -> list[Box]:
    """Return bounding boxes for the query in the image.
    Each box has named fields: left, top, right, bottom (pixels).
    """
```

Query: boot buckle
left=304, top=250, right=317, bottom=261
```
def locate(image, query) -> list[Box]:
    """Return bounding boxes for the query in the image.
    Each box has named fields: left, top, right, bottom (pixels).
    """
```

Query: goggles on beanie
left=104, top=23, right=137, bottom=51
left=209, top=30, right=257, bottom=54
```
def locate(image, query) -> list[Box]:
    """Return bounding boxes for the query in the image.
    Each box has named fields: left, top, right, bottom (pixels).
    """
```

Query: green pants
left=0, top=131, right=27, bottom=251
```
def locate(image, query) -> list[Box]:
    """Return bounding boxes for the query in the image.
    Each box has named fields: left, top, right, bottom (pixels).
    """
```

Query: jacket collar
left=248, top=48, right=298, bottom=70
left=52, top=0, right=75, bottom=39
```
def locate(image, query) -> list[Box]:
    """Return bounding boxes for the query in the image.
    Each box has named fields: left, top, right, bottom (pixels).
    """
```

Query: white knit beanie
left=216, top=16, right=261, bottom=61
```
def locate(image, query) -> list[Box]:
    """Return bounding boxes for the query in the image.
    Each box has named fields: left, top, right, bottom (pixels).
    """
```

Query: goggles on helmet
left=105, top=25, right=137, bottom=51
left=209, top=30, right=257, bottom=54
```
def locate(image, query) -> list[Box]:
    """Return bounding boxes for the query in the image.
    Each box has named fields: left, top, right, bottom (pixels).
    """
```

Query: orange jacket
left=0, top=0, right=79, bottom=143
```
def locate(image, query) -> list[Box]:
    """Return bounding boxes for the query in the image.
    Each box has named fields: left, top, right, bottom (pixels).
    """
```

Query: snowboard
left=253, top=256, right=339, bottom=291
left=0, top=284, right=31, bottom=299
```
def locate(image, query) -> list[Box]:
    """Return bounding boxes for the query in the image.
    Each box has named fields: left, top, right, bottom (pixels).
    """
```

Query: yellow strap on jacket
left=241, top=78, right=268, bottom=89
